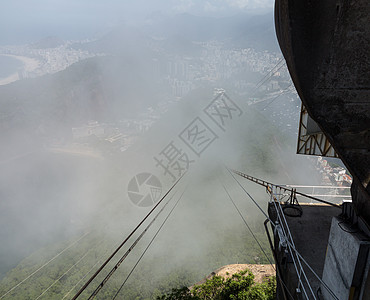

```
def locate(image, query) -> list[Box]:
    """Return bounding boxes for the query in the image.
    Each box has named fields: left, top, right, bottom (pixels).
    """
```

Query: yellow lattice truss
left=297, top=104, right=338, bottom=157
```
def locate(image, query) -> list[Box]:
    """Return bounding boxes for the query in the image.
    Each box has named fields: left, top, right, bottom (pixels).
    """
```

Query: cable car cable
left=112, top=188, right=187, bottom=300
left=72, top=173, right=185, bottom=300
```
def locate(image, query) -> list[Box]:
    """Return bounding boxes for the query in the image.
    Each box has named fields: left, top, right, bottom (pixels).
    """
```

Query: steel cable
left=0, top=232, right=90, bottom=299
left=87, top=190, right=179, bottom=299
left=112, top=187, right=187, bottom=299
left=72, top=173, right=185, bottom=299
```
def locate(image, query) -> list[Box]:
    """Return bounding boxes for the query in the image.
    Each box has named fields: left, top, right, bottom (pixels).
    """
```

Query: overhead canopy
left=274, top=0, right=370, bottom=224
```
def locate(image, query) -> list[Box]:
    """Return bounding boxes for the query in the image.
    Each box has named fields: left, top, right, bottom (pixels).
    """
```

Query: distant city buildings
left=150, top=40, right=289, bottom=99
left=2, top=37, right=296, bottom=155
left=71, top=117, right=160, bottom=153
left=72, top=121, right=105, bottom=139
left=316, top=156, right=352, bottom=186
left=0, top=42, right=100, bottom=79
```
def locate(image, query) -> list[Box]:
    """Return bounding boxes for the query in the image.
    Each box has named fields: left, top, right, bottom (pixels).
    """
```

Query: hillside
left=0, top=88, right=294, bottom=298
left=72, top=12, right=279, bottom=57
left=0, top=11, right=300, bottom=299
left=193, top=264, right=275, bottom=286
left=0, top=54, right=164, bottom=158
left=143, top=12, right=279, bottom=52
left=0, top=54, right=161, bottom=125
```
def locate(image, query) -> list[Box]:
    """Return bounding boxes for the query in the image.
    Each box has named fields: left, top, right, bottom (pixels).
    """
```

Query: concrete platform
left=268, top=203, right=340, bottom=298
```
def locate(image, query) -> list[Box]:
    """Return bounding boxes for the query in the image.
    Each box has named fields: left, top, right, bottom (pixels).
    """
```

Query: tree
left=157, top=269, right=276, bottom=300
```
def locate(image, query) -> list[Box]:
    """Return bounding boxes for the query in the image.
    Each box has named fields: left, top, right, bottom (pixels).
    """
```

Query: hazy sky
left=0, top=0, right=275, bottom=44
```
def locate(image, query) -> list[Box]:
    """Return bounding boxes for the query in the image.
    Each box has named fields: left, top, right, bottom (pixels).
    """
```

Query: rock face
left=274, top=0, right=370, bottom=224
left=192, top=264, right=275, bottom=288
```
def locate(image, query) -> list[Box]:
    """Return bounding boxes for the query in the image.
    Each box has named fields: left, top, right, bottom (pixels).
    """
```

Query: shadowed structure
left=274, top=0, right=370, bottom=225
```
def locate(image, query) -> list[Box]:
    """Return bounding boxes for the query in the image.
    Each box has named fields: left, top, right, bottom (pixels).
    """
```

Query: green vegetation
left=0, top=86, right=288, bottom=299
left=157, top=269, right=276, bottom=300
left=0, top=223, right=274, bottom=299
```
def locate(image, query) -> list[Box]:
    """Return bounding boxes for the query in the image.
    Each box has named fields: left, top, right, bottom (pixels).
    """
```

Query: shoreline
left=47, top=146, right=104, bottom=159
left=0, top=54, right=39, bottom=85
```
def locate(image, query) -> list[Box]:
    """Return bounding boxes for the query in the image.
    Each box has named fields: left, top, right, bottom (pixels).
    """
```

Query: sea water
left=0, top=55, right=24, bottom=79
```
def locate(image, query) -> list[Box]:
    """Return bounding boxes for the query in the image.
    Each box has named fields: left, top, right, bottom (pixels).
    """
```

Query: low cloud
left=204, top=1, right=224, bottom=13
left=226, top=0, right=274, bottom=9
left=172, top=0, right=195, bottom=13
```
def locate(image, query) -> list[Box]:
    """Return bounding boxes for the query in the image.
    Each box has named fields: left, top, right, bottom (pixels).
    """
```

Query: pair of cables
left=72, top=174, right=187, bottom=299
left=0, top=232, right=91, bottom=299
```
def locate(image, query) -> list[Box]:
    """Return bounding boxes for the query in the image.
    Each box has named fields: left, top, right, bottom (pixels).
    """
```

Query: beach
left=0, top=54, right=39, bottom=85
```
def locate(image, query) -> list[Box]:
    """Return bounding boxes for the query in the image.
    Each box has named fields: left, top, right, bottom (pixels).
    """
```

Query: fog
left=0, top=1, right=326, bottom=299
left=0, top=0, right=274, bottom=44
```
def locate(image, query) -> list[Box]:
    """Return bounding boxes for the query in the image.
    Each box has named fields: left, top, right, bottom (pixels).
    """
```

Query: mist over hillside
left=143, top=12, right=279, bottom=51
left=0, top=0, right=275, bottom=45
left=0, top=11, right=281, bottom=160
left=0, top=83, right=308, bottom=297
left=73, top=12, right=279, bottom=55
left=0, top=2, right=324, bottom=299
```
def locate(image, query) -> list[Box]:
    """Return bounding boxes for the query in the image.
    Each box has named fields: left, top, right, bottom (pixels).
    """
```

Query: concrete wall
left=322, top=217, right=370, bottom=299
left=274, top=0, right=370, bottom=224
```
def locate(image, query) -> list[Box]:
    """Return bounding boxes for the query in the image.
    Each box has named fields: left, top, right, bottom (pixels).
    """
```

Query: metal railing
left=229, top=168, right=340, bottom=300
left=269, top=185, right=316, bottom=299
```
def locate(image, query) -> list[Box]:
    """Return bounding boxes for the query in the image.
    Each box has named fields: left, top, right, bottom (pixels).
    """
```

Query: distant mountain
left=73, top=12, right=279, bottom=56
left=0, top=54, right=163, bottom=152
left=0, top=12, right=279, bottom=156
left=161, top=35, right=203, bottom=56
left=31, top=36, right=65, bottom=49
left=72, top=26, right=152, bottom=57
left=143, top=12, right=279, bottom=51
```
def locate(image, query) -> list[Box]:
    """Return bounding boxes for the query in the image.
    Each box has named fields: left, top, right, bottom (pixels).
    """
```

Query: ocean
left=0, top=55, right=24, bottom=79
